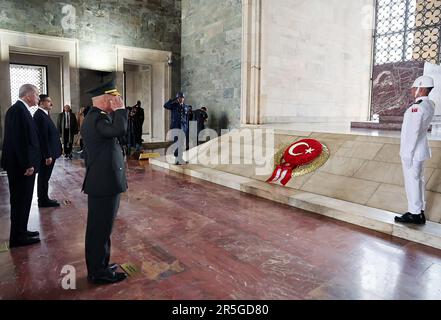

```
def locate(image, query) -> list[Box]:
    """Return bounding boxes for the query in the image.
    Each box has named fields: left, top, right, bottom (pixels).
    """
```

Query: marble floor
left=1, top=158, right=441, bottom=300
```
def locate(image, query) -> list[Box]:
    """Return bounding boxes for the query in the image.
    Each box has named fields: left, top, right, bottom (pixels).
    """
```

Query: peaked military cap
left=87, top=79, right=121, bottom=97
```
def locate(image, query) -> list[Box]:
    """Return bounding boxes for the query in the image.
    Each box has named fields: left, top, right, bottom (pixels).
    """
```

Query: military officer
left=164, top=91, right=188, bottom=164
left=395, top=75, right=435, bottom=225
left=81, top=80, right=128, bottom=284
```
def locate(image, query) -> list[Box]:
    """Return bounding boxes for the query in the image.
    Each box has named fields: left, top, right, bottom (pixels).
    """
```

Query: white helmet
left=412, top=75, right=435, bottom=88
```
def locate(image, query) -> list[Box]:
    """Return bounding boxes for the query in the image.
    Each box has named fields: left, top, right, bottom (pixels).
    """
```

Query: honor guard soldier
left=395, top=75, right=435, bottom=225
left=81, top=80, right=128, bottom=284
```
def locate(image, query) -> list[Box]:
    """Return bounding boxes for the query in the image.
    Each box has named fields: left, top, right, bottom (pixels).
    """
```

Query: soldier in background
left=164, top=91, right=188, bottom=164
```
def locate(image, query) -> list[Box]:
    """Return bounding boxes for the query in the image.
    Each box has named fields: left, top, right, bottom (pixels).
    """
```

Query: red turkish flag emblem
left=267, top=139, right=327, bottom=186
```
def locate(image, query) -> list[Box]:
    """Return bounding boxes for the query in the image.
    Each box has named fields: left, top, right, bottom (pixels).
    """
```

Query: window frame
left=373, top=0, right=441, bottom=65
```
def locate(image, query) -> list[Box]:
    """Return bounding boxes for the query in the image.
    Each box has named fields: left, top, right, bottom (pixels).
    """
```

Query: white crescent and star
left=288, top=142, right=315, bottom=156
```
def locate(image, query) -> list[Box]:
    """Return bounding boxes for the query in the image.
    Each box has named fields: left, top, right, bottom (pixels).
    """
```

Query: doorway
left=123, top=63, right=152, bottom=140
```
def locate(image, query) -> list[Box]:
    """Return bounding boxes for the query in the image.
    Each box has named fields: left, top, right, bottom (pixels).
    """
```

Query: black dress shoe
left=394, top=212, right=426, bottom=225
left=88, top=271, right=127, bottom=285
left=9, top=236, right=41, bottom=248
left=25, top=230, right=40, bottom=237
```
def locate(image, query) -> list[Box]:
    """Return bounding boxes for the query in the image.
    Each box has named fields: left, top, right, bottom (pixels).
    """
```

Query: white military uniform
left=400, top=96, right=435, bottom=214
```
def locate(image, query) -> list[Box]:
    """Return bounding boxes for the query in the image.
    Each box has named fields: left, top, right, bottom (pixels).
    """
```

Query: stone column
left=241, top=0, right=262, bottom=125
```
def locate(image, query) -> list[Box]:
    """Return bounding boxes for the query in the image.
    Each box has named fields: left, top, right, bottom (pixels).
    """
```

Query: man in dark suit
left=132, top=100, right=144, bottom=151
left=192, top=106, right=208, bottom=145
left=81, top=80, right=128, bottom=284
left=57, top=104, right=78, bottom=159
left=1, top=84, right=41, bottom=248
left=34, top=94, right=63, bottom=208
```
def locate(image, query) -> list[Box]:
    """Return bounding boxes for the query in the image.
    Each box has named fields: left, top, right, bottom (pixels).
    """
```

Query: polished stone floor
left=1, top=158, right=441, bottom=300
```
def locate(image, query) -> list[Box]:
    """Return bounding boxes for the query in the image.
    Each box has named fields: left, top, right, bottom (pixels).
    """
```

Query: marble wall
left=0, top=0, right=181, bottom=80
left=0, top=0, right=180, bottom=145
left=259, top=0, right=373, bottom=124
left=371, top=61, right=425, bottom=117
left=181, top=0, right=242, bottom=133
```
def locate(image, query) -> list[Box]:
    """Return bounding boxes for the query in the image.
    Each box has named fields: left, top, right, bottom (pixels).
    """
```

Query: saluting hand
left=24, top=167, right=34, bottom=176
left=45, top=158, right=53, bottom=166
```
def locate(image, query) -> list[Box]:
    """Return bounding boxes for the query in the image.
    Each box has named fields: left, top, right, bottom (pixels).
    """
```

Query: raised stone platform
left=350, top=121, right=402, bottom=131
left=351, top=115, right=434, bottom=132
left=150, top=128, right=441, bottom=250
left=380, top=116, right=404, bottom=124
left=351, top=115, right=405, bottom=131
left=142, top=141, right=173, bottom=150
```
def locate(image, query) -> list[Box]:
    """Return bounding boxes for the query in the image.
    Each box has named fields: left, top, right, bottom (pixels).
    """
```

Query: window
left=9, top=64, right=47, bottom=101
left=374, top=0, right=441, bottom=65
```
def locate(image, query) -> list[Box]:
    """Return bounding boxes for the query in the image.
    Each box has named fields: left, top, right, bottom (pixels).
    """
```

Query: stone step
left=150, top=156, right=441, bottom=250
left=142, top=141, right=173, bottom=150
left=350, top=121, right=402, bottom=131
left=351, top=121, right=433, bottom=132
left=379, top=116, right=404, bottom=124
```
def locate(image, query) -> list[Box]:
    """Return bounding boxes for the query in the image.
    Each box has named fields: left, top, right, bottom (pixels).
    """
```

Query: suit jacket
left=81, top=107, right=128, bottom=197
left=1, top=100, right=41, bottom=173
left=400, top=96, right=435, bottom=161
left=133, top=106, right=144, bottom=128
left=33, top=108, right=62, bottom=160
left=163, top=99, right=183, bottom=129
left=57, top=111, right=78, bottom=143
left=193, top=109, right=208, bottom=132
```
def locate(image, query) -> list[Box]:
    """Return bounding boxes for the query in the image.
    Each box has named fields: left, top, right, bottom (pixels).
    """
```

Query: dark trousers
left=37, top=160, right=55, bottom=203
left=197, top=124, right=205, bottom=145
left=173, top=135, right=186, bottom=163
left=134, top=125, right=143, bottom=146
left=63, top=129, right=72, bottom=155
left=85, top=194, right=120, bottom=277
left=7, top=171, right=36, bottom=242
